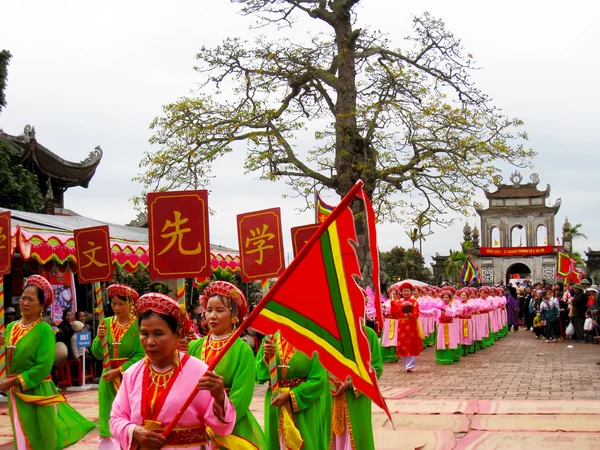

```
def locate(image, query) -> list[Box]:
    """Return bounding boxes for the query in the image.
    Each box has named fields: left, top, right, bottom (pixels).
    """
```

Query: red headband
left=25, top=275, right=54, bottom=308
left=107, top=284, right=139, bottom=303
left=200, top=281, right=248, bottom=321
left=136, top=292, right=192, bottom=334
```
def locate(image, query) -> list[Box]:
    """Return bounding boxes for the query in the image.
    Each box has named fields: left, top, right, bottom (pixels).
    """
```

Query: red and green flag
left=253, top=181, right=389, bottom=417
left=161, top=180, right=389, bottom=436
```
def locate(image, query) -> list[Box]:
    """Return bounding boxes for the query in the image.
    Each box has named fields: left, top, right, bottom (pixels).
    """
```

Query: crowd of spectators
left=512, top=278, right=599, bottom=345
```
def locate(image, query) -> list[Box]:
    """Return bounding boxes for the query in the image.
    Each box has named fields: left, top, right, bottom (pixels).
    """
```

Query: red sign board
left=148, top=190, right=211, bottom=280
left=480, top=246, right=556, bottom=257
left=0, top=211, right=11, bottom=275
left=291, top=224, right=320, bottom=257
left=237, top=207, right=285, bottom=282
left=74, top=225, right=113, bottom=283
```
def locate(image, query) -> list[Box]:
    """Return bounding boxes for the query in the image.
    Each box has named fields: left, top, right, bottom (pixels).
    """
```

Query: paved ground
left=379, top=330, right=600, bottom=401
left=0, top=331, right=599, bottom=448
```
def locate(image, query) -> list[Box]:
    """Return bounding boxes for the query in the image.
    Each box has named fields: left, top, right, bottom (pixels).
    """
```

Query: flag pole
left=162, top=180, right=366, bottom=437
left=314, top=187, right=319, bottom=224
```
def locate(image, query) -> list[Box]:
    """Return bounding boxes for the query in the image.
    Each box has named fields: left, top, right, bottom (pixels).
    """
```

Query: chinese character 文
left=245, top=224, right=275, bottom=264
left=81, top=241, right=108, bottom=268
left=158, top=211, right=202, bottom=256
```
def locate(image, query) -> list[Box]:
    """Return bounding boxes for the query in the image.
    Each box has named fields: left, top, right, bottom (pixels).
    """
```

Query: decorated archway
left=506, top=262, right=531, bottom=285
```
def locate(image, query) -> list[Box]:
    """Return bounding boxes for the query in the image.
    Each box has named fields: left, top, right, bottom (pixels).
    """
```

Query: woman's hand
left=132, top=426, right=167, bottom=450
left=97, top=323, right=107, bottom=339
left=102, top=369, right=121, bottom=382
left=197, top=370, right=225, bottom=408
left=0, top=376, right=18, bottom=393
left=263, top=336, right=276, bottom=359
left=333, top=381, right=352, bottom=397
left=270, top=391, right=291, bottom=407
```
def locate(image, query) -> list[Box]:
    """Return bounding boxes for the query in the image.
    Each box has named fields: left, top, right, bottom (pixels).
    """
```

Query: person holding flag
left=91, top=284, right=144, bottom=449
left=154, top=181, right=391, bottom=450
left=188, top=281, right=266, bottom=449
left=110, top=292, right=236, bottom=449
left=385, top=281, right=423, bottom=372
left=256, top=332, right=328, bottom=450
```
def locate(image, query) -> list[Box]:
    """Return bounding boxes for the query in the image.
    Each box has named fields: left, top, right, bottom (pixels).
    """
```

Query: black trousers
left=545, top=320, right=559, bottom=340
left=573, top=317, right=586, bottom=341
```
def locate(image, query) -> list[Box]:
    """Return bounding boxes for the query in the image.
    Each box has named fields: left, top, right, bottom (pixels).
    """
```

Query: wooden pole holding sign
left=74, top=225, right=113, bottom=384
left=0, top=211, right=12, bottom=382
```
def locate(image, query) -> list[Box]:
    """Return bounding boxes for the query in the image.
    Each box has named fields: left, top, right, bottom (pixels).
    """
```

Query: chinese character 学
left=81, top=241, right=108, bottom=268
left=245, top=224, right=275, bottom=264
left=0, top=226, right=6, bottom=250
left=159, top=211, right=202, bottom=256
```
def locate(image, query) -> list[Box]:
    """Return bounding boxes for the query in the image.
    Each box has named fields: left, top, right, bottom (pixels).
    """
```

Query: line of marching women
left=381, top=281, right=509, bottom=369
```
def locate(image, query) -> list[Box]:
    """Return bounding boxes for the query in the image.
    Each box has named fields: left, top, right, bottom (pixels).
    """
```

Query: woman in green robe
left=0, top=275, right=95, bottom=450
left=90, top=283, right=144, bottom=449
left=256, top=331, right=328, bottom=450
left=323, top=325, right=383, bottom=450
left=188, top=280, right=266, bottom=449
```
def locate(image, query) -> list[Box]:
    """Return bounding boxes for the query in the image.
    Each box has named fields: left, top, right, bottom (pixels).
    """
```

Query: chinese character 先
left=158, top=211, right=202, bottom=256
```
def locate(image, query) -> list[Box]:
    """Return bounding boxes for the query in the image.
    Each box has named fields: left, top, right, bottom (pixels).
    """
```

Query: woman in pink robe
left=110, top=292, right=236, bottom=450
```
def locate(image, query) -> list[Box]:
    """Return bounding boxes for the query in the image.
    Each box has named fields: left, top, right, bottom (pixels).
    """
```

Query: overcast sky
left=2, top=0, right=598, bottom=267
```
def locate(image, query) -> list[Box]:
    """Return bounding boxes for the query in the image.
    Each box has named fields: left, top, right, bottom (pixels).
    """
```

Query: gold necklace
left=149, top=365, right=175, bottom=388
left=19, top=317, right=41, bottom=329
left=208, top=335, right=231, bottom=351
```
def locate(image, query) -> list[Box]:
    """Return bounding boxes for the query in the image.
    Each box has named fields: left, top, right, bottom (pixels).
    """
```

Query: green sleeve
left=367, top=326, right=383, bottom=379
left=290, top=356, right=327, bottom=413
left=121, top=324, right=144, bottom=371
left=90, top=317, right=108, bottom=360
left=351, top=326, right=382, bottom=399
left=228, top=342, right=257, bottom=422
left=255, top=340, right=270, bottom=384
left=19, top=324, right=55, bottom=391
left=187, top=338, right=202, bottom=356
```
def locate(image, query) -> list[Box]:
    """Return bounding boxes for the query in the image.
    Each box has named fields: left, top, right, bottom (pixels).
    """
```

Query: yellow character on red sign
left=159, top=211, right=202, bottom=256
left=81, top=241, right=108, bottom=268
left=0, top=226, right=6, bottom=250
left=245, top=224, right=275, bottom=265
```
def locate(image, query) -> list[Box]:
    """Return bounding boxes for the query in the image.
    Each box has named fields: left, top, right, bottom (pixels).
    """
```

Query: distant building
left=0, top=125, right=102, bottom=211
left=431, top=172, right=565, bottom=285
left=473, top=171, right=561, bottom=285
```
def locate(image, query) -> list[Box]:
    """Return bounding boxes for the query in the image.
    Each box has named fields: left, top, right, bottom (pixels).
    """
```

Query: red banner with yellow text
left=237, top=207, right=285, bottom=282
left=0, top=211, right=11, bottom=275
left=74, top=225, right=113, bottom=283
left=290, top=224, right=320, bottom=257
left=148, top=190, right=211, bottom=280
left=480, top=246, right=556, bottom=257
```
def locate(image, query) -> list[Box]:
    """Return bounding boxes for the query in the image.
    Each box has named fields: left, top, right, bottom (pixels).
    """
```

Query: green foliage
left=567, top=251, right=587, bottom=270
left=112, top=266, right=172, bottom=295
left=0, top=50, right=11, bottom=113
left=0, top=141, right=45, bottom=212
left=136, top=2, right=534, bottom=230
left=444, top=249, right=467, bottom=282
left=380, top=246, right=430, bottom=284
left=196, top=266, right=238, bottom=294
left=566, top=223, right=587, bottom=240
left=112, top=266, right=151, bottom=294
